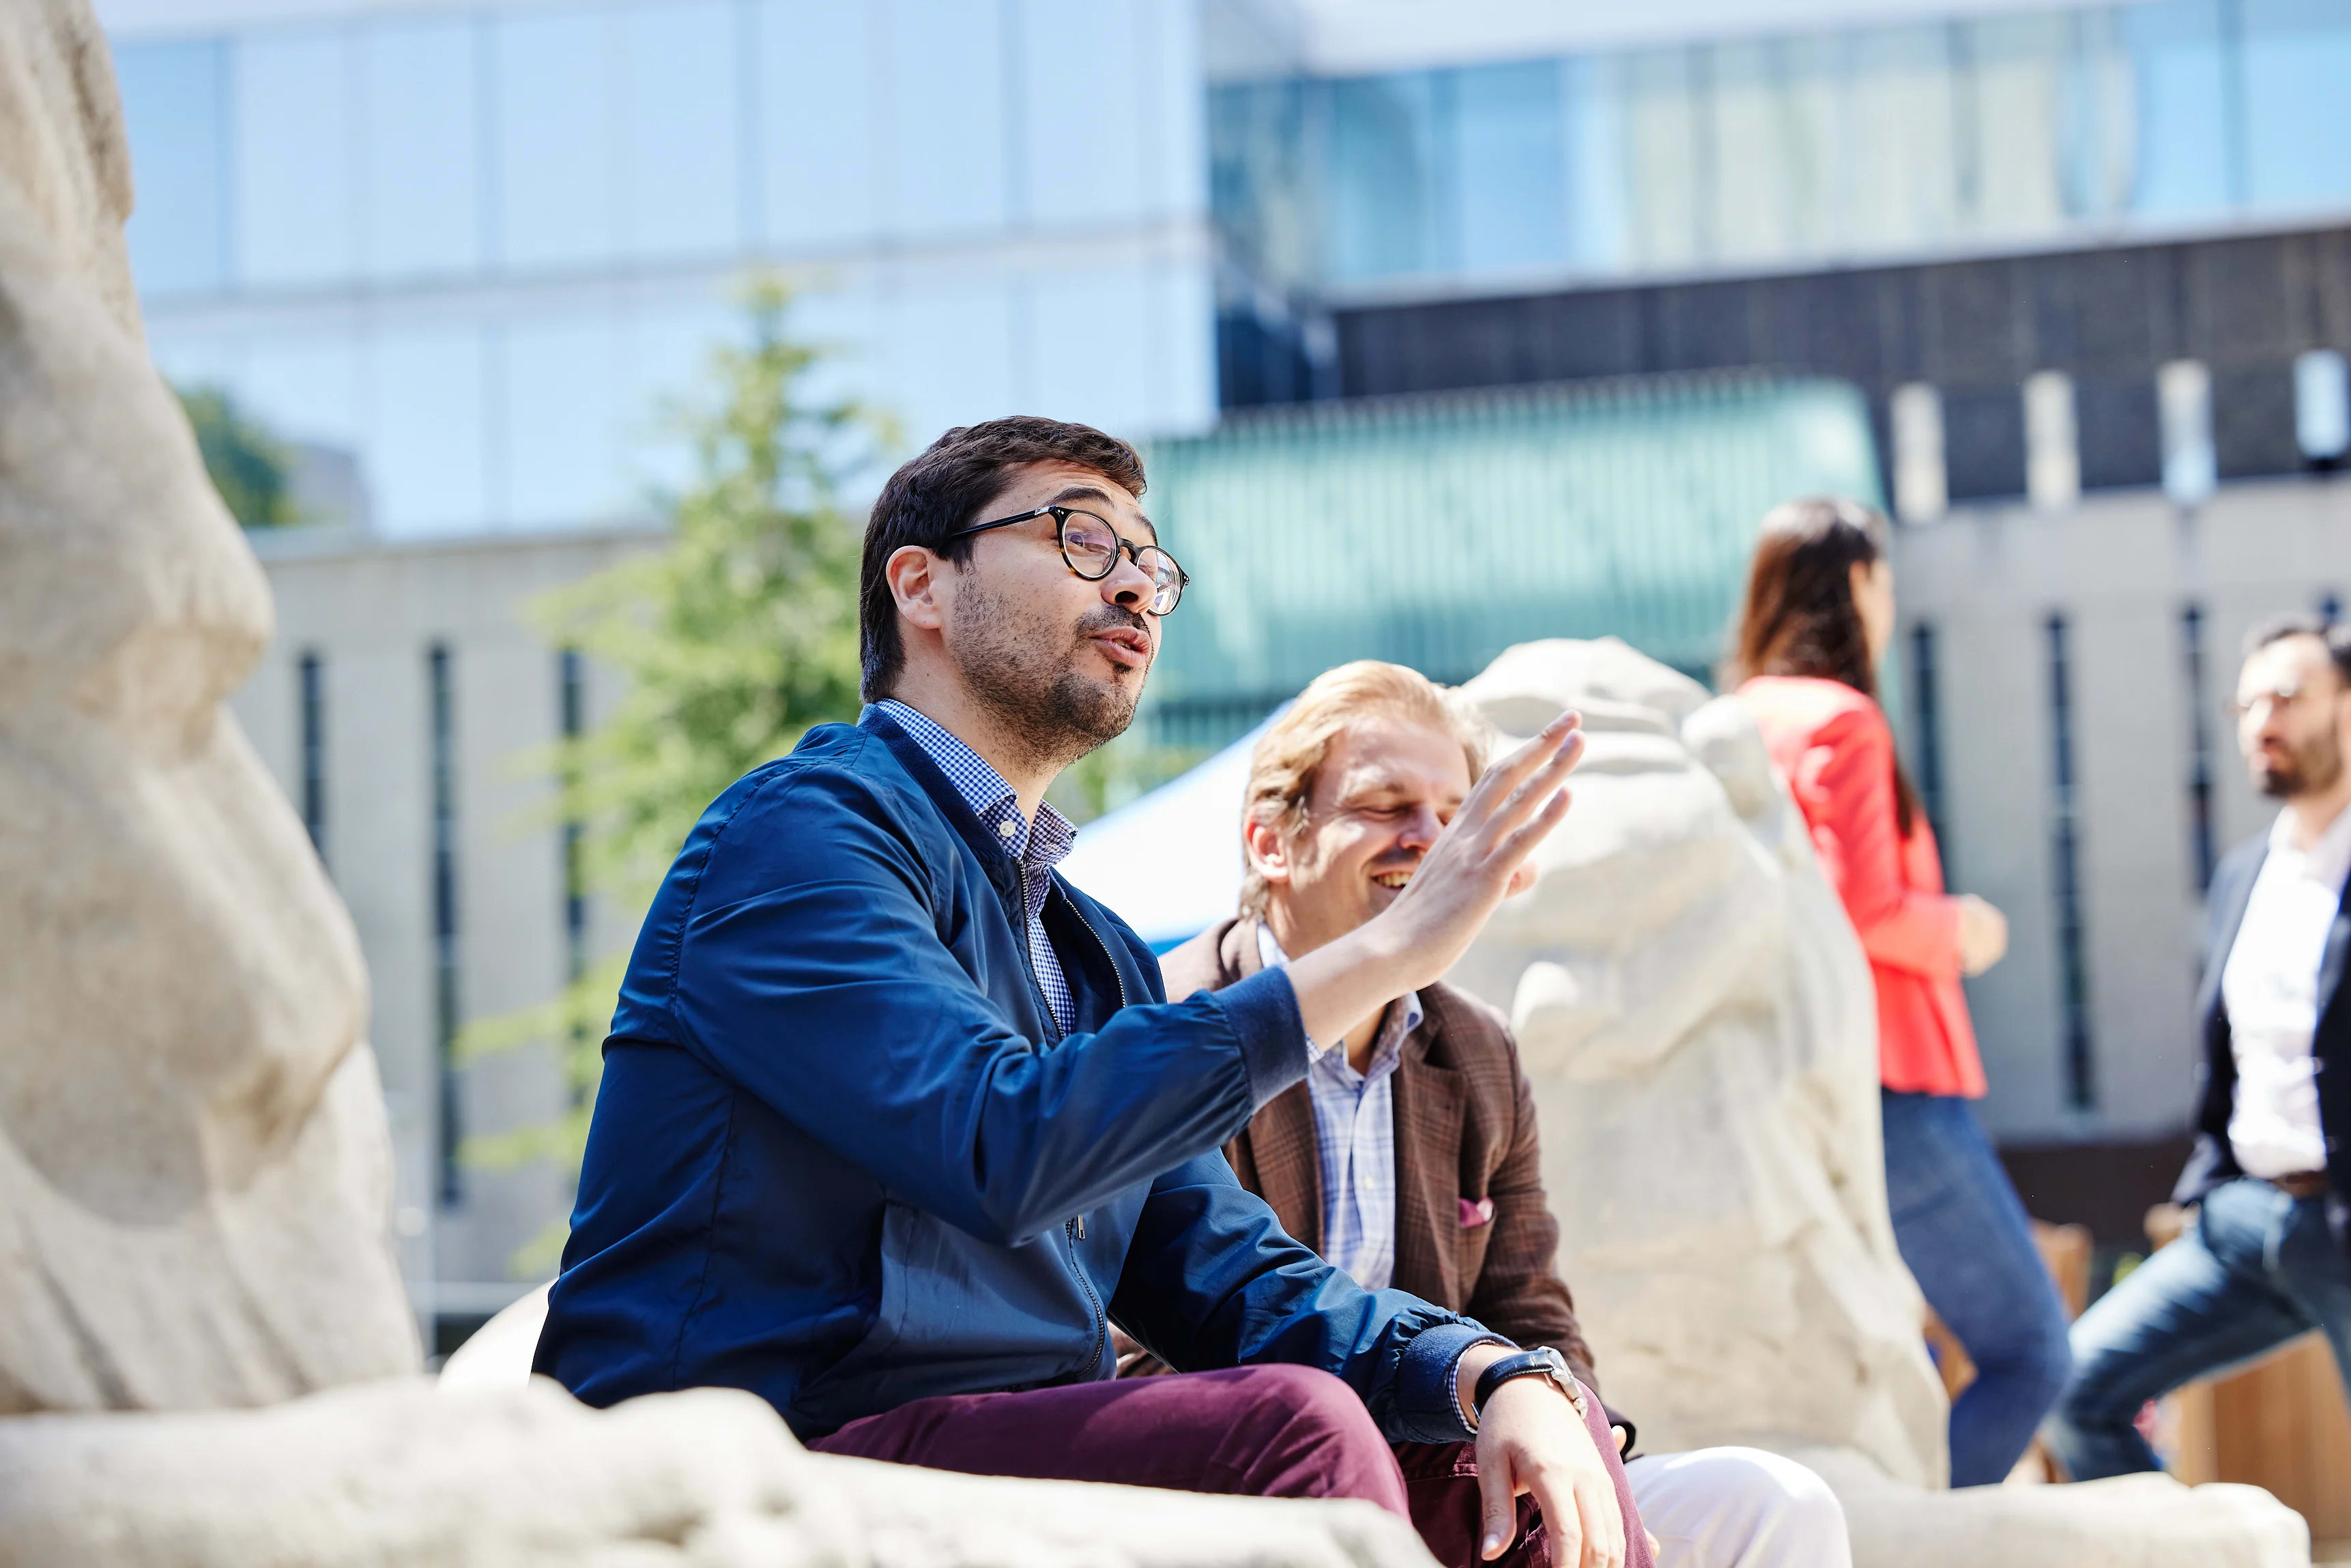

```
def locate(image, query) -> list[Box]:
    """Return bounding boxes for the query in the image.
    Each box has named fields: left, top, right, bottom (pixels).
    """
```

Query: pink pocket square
left=1458, top=1196, right=1495, bottom=1228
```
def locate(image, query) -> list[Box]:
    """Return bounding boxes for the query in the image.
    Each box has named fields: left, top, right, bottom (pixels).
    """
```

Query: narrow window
left=429, top=642, right=463, bottom=1206
left=2296, top=349, right=2350, bottom=467
left=2024, top=371, right=2080, bottom=512
left=298, top=650, right=327, bottom=865
left=2047, top=613, right=2094, bottom=1111
left=1891, top=383, right=1948, bottom=524
left=2182, top=605, right=2216, bottom=895
left=559, top=648, right=589, bottom=1017
left=1909, top=622, right=1947, bottom=851
left=2158, top=360, right=2216, bottom=506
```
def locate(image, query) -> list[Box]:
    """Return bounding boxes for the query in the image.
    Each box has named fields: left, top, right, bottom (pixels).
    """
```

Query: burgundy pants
left=809, top=1364, right=1652, bottom=1568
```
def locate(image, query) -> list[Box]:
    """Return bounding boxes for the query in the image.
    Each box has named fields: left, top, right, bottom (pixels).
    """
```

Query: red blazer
left=1741, top=675, right=1987, bottom=1099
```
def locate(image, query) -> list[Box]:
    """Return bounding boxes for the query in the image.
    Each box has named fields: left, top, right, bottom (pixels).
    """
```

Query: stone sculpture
left=1450, top=637, right=2309, bottom=1568
left=0, top=6, right=1433, bottom=1563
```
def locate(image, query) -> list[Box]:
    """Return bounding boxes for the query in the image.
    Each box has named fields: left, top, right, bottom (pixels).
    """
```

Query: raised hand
left=1283, top=711, right=1583, bottom=1049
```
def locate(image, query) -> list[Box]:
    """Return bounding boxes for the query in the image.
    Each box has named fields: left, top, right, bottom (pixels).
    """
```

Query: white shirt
left=2223, top=802, right=2351, bottom=1179
left=1256, top=923, right=1422, bottom=1292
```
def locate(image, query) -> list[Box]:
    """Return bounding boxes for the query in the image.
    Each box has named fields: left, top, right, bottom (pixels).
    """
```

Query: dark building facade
left=1237, top=224, right=2351, bottom=501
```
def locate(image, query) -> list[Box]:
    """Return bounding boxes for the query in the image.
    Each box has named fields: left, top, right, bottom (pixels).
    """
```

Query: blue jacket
left=534, top=706, right=1497, bottom=1442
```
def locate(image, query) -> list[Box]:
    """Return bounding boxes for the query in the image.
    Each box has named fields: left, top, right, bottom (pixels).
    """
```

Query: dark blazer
left=2175, top=828, right=2351, bottom=1260
left=1159, top=915, right=1603, bottom=1395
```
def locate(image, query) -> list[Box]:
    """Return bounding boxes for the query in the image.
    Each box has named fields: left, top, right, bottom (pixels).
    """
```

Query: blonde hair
left=1238, top=660, right=1492, bottom=918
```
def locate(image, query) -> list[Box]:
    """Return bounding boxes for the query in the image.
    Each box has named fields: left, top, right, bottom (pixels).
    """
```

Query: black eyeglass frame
left=948, top=505, right=1188, bottom=615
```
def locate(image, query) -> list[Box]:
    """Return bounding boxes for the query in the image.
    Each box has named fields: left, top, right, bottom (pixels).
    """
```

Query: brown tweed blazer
left=1159, top=915, right=1602, bottom=1395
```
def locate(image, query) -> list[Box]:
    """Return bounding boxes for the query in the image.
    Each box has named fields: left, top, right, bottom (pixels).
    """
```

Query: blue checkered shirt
left=1256, top=923, right=1421, bottom=1293
left=871, top=700, right=1078, bottom=1035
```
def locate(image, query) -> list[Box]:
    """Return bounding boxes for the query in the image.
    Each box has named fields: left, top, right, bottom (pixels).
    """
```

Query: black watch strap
left=1471, top=1346, right=1585, bottom=1419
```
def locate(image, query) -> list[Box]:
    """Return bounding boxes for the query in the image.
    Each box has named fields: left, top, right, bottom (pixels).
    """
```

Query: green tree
left=460, top=282, right=884, bottom=1270
left=177, top=384, right=300, bottom=527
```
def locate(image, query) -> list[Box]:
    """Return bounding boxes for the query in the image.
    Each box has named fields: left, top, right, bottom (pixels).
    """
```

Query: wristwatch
left=1472, top=1346, right=1587, bottom=1421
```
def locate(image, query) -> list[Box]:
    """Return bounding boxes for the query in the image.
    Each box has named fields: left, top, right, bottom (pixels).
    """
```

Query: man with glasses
left=536, top=418, right=1648, bottom=1568
left=2046, top=613, right=2351, bottom=1479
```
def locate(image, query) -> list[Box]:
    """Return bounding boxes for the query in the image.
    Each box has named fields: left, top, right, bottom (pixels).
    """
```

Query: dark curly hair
left=1727, top=496, right=1924, bottom=836
left=858, top=416, right=1146, bottom=701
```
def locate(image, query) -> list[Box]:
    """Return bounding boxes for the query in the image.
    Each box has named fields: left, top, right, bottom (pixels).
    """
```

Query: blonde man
left=1159, top=661, right=1851, bottom=1568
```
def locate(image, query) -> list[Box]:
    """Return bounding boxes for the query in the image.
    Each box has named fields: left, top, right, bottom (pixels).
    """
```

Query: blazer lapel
left=1390, top=1018, right=1467, bottom=1311
left=1224, top=918, right=1324, bottom=1251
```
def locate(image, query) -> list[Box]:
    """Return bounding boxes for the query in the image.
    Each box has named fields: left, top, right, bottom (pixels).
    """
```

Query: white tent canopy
left=1058, top=716, right=1279, bottom=949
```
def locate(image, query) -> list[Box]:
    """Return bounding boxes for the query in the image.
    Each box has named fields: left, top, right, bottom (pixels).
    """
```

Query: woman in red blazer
left=1732, top=497, right=2071, bottom=1487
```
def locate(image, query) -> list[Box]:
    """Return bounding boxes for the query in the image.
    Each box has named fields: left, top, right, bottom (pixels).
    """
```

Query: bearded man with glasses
left=536, top=417, right=1649, bottom=1568
left=2047, top=612, right=2351, bottom=1479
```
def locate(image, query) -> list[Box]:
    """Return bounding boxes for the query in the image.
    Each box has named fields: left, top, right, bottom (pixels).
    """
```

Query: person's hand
left=1368, top=710, right=1585, bottom=992
left=1957, top=893, right=2008, bottom=976
left=1284, top=711, right=1582, bottom=1049
left=1471, top=1376, right=1625, bottom=1568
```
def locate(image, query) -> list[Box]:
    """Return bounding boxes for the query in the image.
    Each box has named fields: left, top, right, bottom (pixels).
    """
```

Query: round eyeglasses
left=949, top=504, right=1188, bottom=617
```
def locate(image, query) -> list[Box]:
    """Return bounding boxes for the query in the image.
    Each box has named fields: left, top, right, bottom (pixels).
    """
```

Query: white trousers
left=1624, top=1447, right=1851, bottom=1568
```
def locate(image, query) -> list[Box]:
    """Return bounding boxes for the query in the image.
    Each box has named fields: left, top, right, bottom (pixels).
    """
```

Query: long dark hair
left=1727, top=496, right=1924, bottom=837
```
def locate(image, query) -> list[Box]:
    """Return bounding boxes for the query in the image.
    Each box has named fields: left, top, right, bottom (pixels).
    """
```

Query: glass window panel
left=883, top=283, right=1017, bottom=451
left=1140, top=0, right=1207, bottom=222
left=1708, top=38, right=1837, bottom=265
left=371, top=325, right=488, bottom=537
left=1561, top=56, right=1627, bottom=272
left=2242, top=0, right=2351, bottom=209
left=1026, top=267, right=1152, bottom=431
left=243, top=333, right=362, bottom=450
left=1843, top=25, right=1959, bottom=252
left=2123, top=1, right=2230, bottom=216
left=885, top=0, right=1009, bottom=238
left=1454, top=60, right=1566, bottom=272
left=620, top=0, right=740, bottom=262
left=1326, top=72, right=1439, bottom=281
left=503, top=316, right=626, bottom=527
left=495, top=8, right=618, bottom=271
left=1142, top=261, right=1215, bottom=437
left=1022, top=0, right=1147, bottom=229
left=1620, top=47, right=1702, bottom=268
left=115, top=40, right=230, bottom=295
left=623, top=300, right=743, bottom=497
left=758, top=0, right=876, bottom=249
left=234, top=31, right=358, bottom=287
left=361, top=18, right=480, bottom=280
left=1965, top=15, right=2067, bottom=236
left=2058, top=11, right=2134, bottom=221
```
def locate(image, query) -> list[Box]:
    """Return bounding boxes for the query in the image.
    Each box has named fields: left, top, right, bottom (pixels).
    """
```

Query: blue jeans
left=2045, top=1176, right=2351, bottom=1480
left=1881, top=1090, right=2074, bottom=1487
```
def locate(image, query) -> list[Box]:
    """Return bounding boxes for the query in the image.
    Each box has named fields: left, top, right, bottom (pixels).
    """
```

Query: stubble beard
left=2255, top=727, right=2345, bottom=800
left=951, top=578, right=1144, bottom=776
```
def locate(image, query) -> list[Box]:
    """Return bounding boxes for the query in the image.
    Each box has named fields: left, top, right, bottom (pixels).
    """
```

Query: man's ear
left=1241, top=817, right=1292, bottom=888
left=884, top=545, right=947, bottom=634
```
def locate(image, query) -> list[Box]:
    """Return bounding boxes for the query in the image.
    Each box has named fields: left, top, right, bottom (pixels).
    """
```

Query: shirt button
left=997, top=819, right=1018, bottom=837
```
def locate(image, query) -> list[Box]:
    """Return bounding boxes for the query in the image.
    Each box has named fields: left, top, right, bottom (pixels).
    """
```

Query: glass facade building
left=1212, top=1, right=2351, bottom=300
left=114, top=0, right=1215, bottom=542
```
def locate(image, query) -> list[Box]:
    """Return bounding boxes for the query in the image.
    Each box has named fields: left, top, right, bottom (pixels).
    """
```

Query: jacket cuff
left=1211, top=966, right=1310, bottom=1114
left=1390, top=1322, right=1514, bottom=1444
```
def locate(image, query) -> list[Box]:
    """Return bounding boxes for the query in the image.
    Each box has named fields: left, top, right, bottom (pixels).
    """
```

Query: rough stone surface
left=1452, top=637, right=2308, bottom=1567
left=0, top=0, right=415, bottom=1413
left=0, top=1377, right=1437, bottom=1568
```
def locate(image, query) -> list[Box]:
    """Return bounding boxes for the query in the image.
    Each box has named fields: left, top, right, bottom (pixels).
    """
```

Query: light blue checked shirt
left=872, top=699, right=1078, bottom=1036
left=1256, top=923, right=1422, bottom=1293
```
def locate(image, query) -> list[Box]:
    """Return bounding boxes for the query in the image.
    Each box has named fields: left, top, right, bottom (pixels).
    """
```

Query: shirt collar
left=1255, top=921, right=1425, bottom=1047
left=2268, top=798, right=2351, bottom=885
left=871, top=699, right=1077, bottom=871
